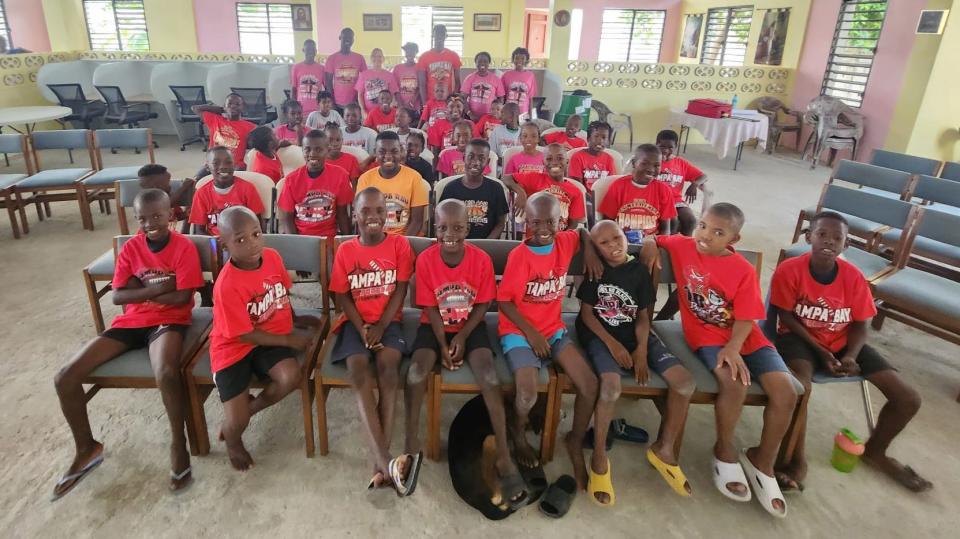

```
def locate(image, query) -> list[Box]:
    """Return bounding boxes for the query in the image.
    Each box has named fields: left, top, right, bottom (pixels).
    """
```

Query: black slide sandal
left=539, top=475, right=577, bottom=518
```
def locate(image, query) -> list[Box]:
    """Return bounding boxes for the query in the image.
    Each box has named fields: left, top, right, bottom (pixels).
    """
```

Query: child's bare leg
left=777, top=359, right=814, bottom=485
left=249, top=358, right=301, bottom=416
left=652, top=365, right=695, bottom=465
left=591, top=372, right=619, bottom=502
left=347, top=354, right=392, bottom=478
left=676, top=206, right=697, bottom=236
left=862, top=370, right=930, bottom=492
left=147, top=331, right=190, bottom=481
left=404, top=348, right=437, bottom=455
left=555, top=345, right=599, bottom=491
left=713, top=365, right=749, bottom=495
left=222, top=392, right=254, bottom=471
left=511, top=367, right=539, bottom=467
left=376, top=348, right=402, bottom=448
left=654, top=290, right=680, bottom=321
left=469, top=348, right=515, bottom=477
left=746, top=372, right=798, bottom=481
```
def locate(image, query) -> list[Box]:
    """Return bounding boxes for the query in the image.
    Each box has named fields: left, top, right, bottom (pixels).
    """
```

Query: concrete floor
left=1, top=136, right=958, bottom=538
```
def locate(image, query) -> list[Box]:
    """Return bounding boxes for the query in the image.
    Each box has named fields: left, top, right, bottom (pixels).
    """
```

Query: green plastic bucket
left=831, top=428, right=865, bottom=473
left=554, top=91, right=592, bottom=127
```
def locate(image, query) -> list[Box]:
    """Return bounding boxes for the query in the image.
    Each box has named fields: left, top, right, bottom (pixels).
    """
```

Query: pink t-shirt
left=354, top=68, right=399, bottom=112
left=324, top=51, right=367, bottom=106
left=501, top=70, right=538, bottom=116
left=393, top=63, right=422, bottom=112
left=274, top=124, right=302, bottom=145
left=504, top=151, right=545, bottom=175
left=290, top=62, right=325, bottom=114
left=460, top=72, right=505, bottom=117
left=436, top=148, right=492, bottom=177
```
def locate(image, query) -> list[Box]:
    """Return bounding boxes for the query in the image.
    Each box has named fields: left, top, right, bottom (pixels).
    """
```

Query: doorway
left=523, top=10, right=549, bottom=58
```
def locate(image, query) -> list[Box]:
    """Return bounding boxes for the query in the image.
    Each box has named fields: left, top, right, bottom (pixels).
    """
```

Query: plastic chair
left=800, top=95, right=864, bottom=170
left=340, top=144, right=369, bottom=164
left=78, top=128, right=156, bottom=230
left=590, top=99, right=633, bottom=152
left=47, top=83, right=106, bottom=131
left=96, top=86, right=159, bottom=130
left=169, top=85, right=207, bottom=151
left=0, top=134, right=33, bottom=239
left=277, top=145, right=306, bottom=173
left=589, top=173, right=627, bottom=223
left=230, top=87, right=278, bottom=126
left=754, top=96, right=801, bottom=154
left=13, top=129, right=96, bottom=231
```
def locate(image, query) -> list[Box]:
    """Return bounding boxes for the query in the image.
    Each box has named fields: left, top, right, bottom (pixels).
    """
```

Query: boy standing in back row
left=325, top=28, right=367, bottom=111
left=418, top=24, right=462, bottom=107
left=193, top=94, right=257, bottom=170
left=291, top=39, right=325, bottom=115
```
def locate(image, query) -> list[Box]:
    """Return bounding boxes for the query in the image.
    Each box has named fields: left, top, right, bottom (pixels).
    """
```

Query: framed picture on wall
left=474, top=13, right=502, bottom=32
left=754, top=8, right=790, bottom=66
left=680, top=14, right=703, bottom=59
left=291, top=4, right=312, bottom=31
left=917, top=10, right=949, bottom=34
left=363, top=13, right=393, bottom=32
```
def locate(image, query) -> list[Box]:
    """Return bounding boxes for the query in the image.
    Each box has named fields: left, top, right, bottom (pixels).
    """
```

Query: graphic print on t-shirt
left=436, top=282, right=478, bottom=327
left=212, top=124, right=240, bottom=152
left=383, top=193, right=410, bottom=229
left=364, top=78, right=389, bottom=105
left=465, top=199, right=490, bottom=227
left=429, top=61, right=453, bottom=88
left=792, top=293, right=853, bottom=333
left=336, top=66, right=358, bottom=86
left=594, top=283, right=638, bottom=327
left=347, top=258, right=398, bottom=299
left=544, top=185, right=574, bottom=229
left=298, top=75, right=322, bottom=104
left=469, top=81, right=495, bottom=103
left=683, top=266, right=733, bottom=328
left=524, top=271, right=567, bottom=304
left=248, top=280, right=291, bottom=325
left=295, top=190, right=335, bottom=222
left=137, top=268, right=174, bottom=289
left=507, top=82, right=528, bottom=107
left=616, top=199, right=658, bottom=232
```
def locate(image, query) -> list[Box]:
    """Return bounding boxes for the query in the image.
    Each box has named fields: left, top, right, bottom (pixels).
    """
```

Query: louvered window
left=237, top=3, right=295, bottom=56
left=700, top=6, right=753, bottom=66
left=401, top=6, right=464, bottom=56
left=83, top=1, right=150, bottom=51
left=821, top=0, right=887, bottom=107
left=0, top=1, right=10, bottom=48
left=597, top=9, right=666, bottom=63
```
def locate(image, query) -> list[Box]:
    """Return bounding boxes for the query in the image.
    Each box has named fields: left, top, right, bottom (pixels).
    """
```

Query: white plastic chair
left=277, top=145, right=306, bottom=173
left=340, top=144, right=370, bottom=163
left=590, top=174, right=629, bottom=223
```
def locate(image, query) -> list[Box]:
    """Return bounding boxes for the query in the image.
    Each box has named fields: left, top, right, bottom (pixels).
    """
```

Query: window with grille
left=597, top=9, right=666, bottom=63
left=237, top=3, right=295, bottom=56
left=401, top=6, right=464, bottom=56
left=0, top=0, right=10, bottom=48
left=821, top=0, right=887, bottom=108
left=700, top=6, right=753, bottom=66
left=82, top=1, right=150, bottom=51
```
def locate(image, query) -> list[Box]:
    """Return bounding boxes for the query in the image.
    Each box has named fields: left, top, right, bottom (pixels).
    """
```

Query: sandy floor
left=1, top=137, right=958, bottom=538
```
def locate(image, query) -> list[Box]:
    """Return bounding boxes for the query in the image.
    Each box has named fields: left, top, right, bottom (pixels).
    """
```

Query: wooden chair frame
left=78, top=129, right=157, bottom=231
left=14, top=130, right=97, bottom=231
left=0, top=133, right=35, bottom=239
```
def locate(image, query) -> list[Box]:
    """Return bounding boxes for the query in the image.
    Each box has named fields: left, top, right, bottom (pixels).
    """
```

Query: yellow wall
left=677, top=0, right=811, bottom=69
left=42, top=0, right=88, bottom=51
left=905, top=4, right=959, bottom=161
left=143, top=0, right=198, bottom=52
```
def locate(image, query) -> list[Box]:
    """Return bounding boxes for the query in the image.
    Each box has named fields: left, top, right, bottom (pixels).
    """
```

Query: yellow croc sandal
left=587, top=458, right=616, bottom=506
left=647, top=448, right=692, bottom=497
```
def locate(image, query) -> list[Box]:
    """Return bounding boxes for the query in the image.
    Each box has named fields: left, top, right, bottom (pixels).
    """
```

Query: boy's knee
left=347, top=358, right=370, bottom=387
left=671, top=370, right=696, bottom=397
left=515, top=384, right=538, bottom=414
left=406, top=360, right=430, bottom=387
left=474, top=364, right=500, bottom=391
left=599, top=376, right=621, bottom=403
left=766, top=374, right=798, bottom=409
left=274, top=363, right=302, bottom=392
left=378, top=364, right=400, bottom=390
left=895, top=384, right=922, bottom=414
left=152, top=362, right=182, bottom=387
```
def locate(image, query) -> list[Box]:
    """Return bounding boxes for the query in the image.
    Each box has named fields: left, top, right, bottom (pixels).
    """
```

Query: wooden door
left=524, top=11, right=548, bottom=57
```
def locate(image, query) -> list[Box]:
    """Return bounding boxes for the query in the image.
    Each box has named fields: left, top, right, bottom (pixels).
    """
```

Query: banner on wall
left=680, top=14, right=703, bottom=59
left=754, top=8, right=790, bottom=66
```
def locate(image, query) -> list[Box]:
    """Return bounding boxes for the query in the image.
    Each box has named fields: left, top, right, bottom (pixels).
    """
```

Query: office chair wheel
left=111, top=148, right=118, bottom=154
left=180, top=145, right=186, bottom=151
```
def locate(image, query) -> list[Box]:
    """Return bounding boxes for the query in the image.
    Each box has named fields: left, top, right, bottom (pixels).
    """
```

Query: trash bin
left=554, top=90, right=592, bottom=127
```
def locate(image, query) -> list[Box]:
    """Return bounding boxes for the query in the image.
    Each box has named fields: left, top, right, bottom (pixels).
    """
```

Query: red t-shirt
left=326, top=152, right=361, bottom=181
left=415, top=243, right=496, bottom=332
left=188, top=178, right=265, bottom=236
left=474, top=114, right=501, bottom=140
left=497, top=230, right=580, bottom=338
left=598, top=176, right=678, bottom=235
left=770, top=253, right=877, bottom=353
left=277, top=165, right=354, bottom=237
left=421, top=98, right=448, bottom=128
left=655, top=235, right=770, bottom=354
left=658, top=156, right=704, bottom=203
left=393, top=63, right=422, bottom=111
left=514, top=172, right=586, bottom=231
left=363, top=107, right=398, bottom=133
left=250, top=151, right=283, bottom=184
left=110, top=232, right=203, bottom=329
left=568, top=150, right=617, bottom=190
left=201, top=112, right=256, bottom=168
left=209, top=248, right=293, bottom=373
left=329, top=235, right=415, bottom=328
left=427, top=118, right=456, bottom=150
left=544, top=131, right=587, bottom=149
left=417, top=49, right=462, bottom=98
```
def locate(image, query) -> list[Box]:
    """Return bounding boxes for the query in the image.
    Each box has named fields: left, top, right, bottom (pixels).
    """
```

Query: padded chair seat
left=564, top=312, right=668, bottom=390
left=874, top=268, right=960, bottom=331
left=319, top=309, right=421, bottom=382
left=781, top=242, right=892, bottom=280
left=860, top=187, right=901, bottom=200
left=15, top=168, right=92, bottom=188
left=880, top=229, right=960, bottom=263
left=0, top=174, right=26, bottom=190
left=90, top=308, right=213, bottom=378
left=86, top=249, right=115, bottom=277
left=811, top=371, right=865, bottom=384
left=82, top=166, right=142, bottom=186
left=652, top=320, right=804, bottom=396
left=441, top=312, right=551, bottom=386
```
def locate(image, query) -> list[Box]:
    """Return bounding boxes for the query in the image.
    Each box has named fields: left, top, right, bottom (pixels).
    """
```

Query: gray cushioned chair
left=0, top=133, right=32, bottom=239
left=13, top=129, right=96, bottom=230
left=939, top=161, right=960, bottom=182
left=78, top=129, right=156, bottom=231
left=870, top=149, right=941, bottom=177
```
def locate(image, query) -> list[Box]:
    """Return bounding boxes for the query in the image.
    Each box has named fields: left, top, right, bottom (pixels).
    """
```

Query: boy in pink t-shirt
left=324, top=28, right=368, bottom=108
left=394, top=42, right=423, bottom=115
left=461, top=51, right=505, bottom=121
left=501, top=47, right=538, bottom=121
left=355, top=48, right=399, bottom=115
left=290, top=39, right=325, bottom=114
left=503, top=122, right=545, bottom=175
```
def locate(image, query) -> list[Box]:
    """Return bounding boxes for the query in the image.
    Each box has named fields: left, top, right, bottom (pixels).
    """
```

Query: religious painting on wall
left=680, top=14, right=703, bottom=59
left=755, top=8, right=790, bottom=66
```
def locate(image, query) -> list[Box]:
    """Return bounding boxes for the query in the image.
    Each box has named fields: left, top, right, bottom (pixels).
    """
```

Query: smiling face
left=588, top=127, right=609, bottom=153
left=224, top=95, right=244, bottom=119
left=519, top=124, right=539, bottom=151
left=525, top=194, right=561, bottom=246
left=134, top=197, right=172, bottom=242
left=354, top=190, right=387, bottom=242
left=406, top=135, right=424, bottom=160
left=453, top=124, right=471, bottom=151
left=325, top=127, right=343, bottom=153
left=544, top=146, right=566, bottom=180
left=339, top=28, right=355, bottom=53
left=435, top=201, right=468, bottom=255
left=657, top=138, right=677, bottom=161
left=807, top=217, right=848, bottom=267
left=693, top=210, right=740, bottom=256
left=376, top=139, right=403, bottom=174
left=464, top=143, right=490, bottom=179
left=302, top=135, right=329, bottom=173
left=447, top=98, right=464, bottom=120
left=378, top=90, right=393, bottom=112
left=207, top=149, right=235, bottom=188
left=591, top=221, right=628, bottom=266
left=631, top=149, right=661, bottom=186
left=343, top=107, right=360, bottom=129
left=222, top=211, right=264, bottom=267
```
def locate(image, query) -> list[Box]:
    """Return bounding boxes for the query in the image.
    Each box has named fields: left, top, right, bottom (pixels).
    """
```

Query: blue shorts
left=585, top=333, right=681, bottom=376
left=501, top=330, right=572, bottom=372
left=695, top=345, right=789, bottom=379
left=331, top=321, right=406, bottom=363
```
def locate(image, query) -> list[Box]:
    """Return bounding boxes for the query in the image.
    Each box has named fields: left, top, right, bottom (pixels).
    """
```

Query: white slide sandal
left=713, top=457, right=752, bottom=502
left=740, top=449, right=787, bottom=519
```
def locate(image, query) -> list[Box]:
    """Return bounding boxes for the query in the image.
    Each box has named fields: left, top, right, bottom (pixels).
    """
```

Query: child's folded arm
left=499, top=300, right=550, bottom=357
left=112, top=277, right=177, bottom=305
left=239, top=328, right=310, bottom=350
left=148, top=288, right=195, bottom=305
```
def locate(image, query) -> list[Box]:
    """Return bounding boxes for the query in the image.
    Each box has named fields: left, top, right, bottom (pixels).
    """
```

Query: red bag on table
left=685, top=99, right=731, bottom=119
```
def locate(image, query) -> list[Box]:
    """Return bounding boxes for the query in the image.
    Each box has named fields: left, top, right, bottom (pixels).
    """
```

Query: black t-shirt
left=439, top=177, right=509, bottom=239
left=575, top=256, right=656, bottom=351
left=406, top=156, right=436, bottom=184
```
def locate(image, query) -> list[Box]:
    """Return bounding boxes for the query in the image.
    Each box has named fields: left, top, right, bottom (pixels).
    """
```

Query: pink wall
left=792, top=0, right=928, bottom=161
left=193, top=0, right=342, bottom=54
left=314, top=1, right=342, bottom=53
left=5, top=0, right=51, bottom=52
left=573, top=0, right=681, bottom=63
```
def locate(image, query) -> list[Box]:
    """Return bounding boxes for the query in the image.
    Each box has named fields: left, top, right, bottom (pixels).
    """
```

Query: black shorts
left=101, top=324, right=188, bottom=349
left=775, top=332, right=894, bottom=378
left=411, top=322, right=492, bottom=357
left=214, top=345, right=297, bottom=402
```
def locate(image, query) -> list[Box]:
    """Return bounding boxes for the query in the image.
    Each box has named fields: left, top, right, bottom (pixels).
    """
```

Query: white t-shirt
left=341, top=126, right=378, bottom=155
left=305, top=109, right=344, bottom=129
left=489, top=124, right=521, bottom=158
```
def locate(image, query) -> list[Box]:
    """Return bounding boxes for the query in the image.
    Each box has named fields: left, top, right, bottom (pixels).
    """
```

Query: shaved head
left=436, top=198, right=467, bottom=221
left=218, top=205, right=259, bottom=237
left=354, top=186, right=385, bottom=212
left=590, top=219, right=622, bottom=239
left=134, top=188, right=170, bottom=211
left=526, top=191, right=561, bottom=219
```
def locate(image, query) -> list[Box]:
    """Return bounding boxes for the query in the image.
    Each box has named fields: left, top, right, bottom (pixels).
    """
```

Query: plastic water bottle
left=624, top=229, right=643, bottom=245
left=731, top=94, right=739, bottom=111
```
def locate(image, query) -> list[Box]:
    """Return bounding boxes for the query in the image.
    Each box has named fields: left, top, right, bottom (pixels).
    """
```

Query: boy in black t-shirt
left=438, top=138, right=509, bottom=239
left=577, top=220, right=696, bottom=504
left=405, top=131, right=436, bottom=184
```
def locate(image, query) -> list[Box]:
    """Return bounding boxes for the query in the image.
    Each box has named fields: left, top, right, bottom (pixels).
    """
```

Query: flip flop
left=587, top=458, right=616, bottom=506
left=610, top=418, right=649, bottom=444
left=775, top=471, right=805, bottom=495
left=170, top=466, right=193, bottom=493
left=539, top=475, right=577, bottom=518
left=498, top=471, right=530, bottom=510
left=646, top=448, right=691, bottom=497
left=519, top=464, right=548, bottom=505
left=389, top=452, right=424, bottom=497
left=740, top=450, right=787, bottom=519
left=51, top=453, right=104, bottom=501
left=713, top=457, right=752, bottom=502
left=583, top=426, right=614, bottom=450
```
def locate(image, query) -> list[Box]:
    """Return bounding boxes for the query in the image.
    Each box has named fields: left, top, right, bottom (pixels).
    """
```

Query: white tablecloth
left=668, top=109, right=768, bottom=160
left=0, top=106, right=72, bottom=128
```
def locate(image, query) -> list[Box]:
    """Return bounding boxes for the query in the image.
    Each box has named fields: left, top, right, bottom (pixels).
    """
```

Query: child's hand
left=439, top=344, right=455, bottom=370
left=526, top=331, right=551, bottom=358
left=838, top=355, right=861, bottom=377
left=632, top=350, right=650, bottom=385
left=818, top=347, right=843, bottom=376
left=684, top=184, right=698, bottom=204
left=448, top=334, right=466, bottom=368
left=584, top=246, right=604, bottom=282
left=640, top=239, right=661, bottom=273
left=363, top=323, right=385, bottom=350
left=609, top=341, right=633, bottom=370
left=286, top=332, right=312, bottom=351
left=512, top=191, right=528, bottom=219
left=716, top=345, right=750, bottom=385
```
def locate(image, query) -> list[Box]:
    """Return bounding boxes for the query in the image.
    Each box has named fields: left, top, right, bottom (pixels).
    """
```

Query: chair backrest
left=939, top=161, right=960, bottom=182
left=262, top=233, right=323, bottom=274
left=115, top=233, right=219, bottom=277
left=591, top=174, right=628, bottom=221
left=277, top=145, right=306, bottom=172
left=755, top=96, right=785, bottom=114
left=910, top=208, right=960, bottom=255
left=96, top=85, right=127, bottom=116
left=655, top=246, right=762, bottom=286
left=566, top=177, right=588, bottom=228
left=0, top=134, right=33, bottom=174
left=913, top=175, right=960, bottom=208
left=541, top=126, right=587, bottom=141
left=169, top=85, right=206, bottom=116
left=340, top=144, right=369, bottom=162
left=115, top=178, right=195, bottom=234
left=818, top=184, right=916, bottom=230
left=420, top=148, right=434, bottom=163
left=94, top=128, right=154, bottom=168
left=30, top=129, right=94, bottom=170
left=870, top=149, right=941, bottom=177
left=230, top=87, right=268, bottom=118
left=196, top=171, right=276, bottom=219
left=830, top=160, right=913, bottom=198
left=47, top=83, right=87, bottom=105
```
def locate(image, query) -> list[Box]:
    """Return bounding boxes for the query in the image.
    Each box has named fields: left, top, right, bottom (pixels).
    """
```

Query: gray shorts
left=331, top=321, right=406, bottom=363
left=501, top=330, right=572, bottom=372
left=695, top=345, right=789, bottom=379
left=586, top=333, right=681, bottom=376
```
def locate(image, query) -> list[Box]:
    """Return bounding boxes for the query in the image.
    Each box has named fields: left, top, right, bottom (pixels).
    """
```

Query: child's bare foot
left=219, top=394, right=255, bottom=441
left=564, top=432, right=588, bottom=491
left=774, top=459, right=806, bottom=492
left=52, top=441, right=105, bottom=499
left=650, top=440, right=677, bottom=466
left=510, top=427, right=539, bottom=468
left=169, top=442, right=192, bottom=491
left=226, top=441, right=254, bottom=471
left=482, top=436, right=508, bottom=508
left=862, top=452, right=932, bottom=492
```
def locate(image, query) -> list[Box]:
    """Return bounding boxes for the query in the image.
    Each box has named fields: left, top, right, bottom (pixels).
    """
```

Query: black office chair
left=230, top=87, right=277, bottom=125
left=47, top=83, right=106, bottom=130
left=170, top=85, right=208, bottom=151
left=95, top=86, right=160, bottom=153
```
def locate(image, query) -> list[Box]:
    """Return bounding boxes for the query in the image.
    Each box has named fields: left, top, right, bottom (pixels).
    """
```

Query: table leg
left=680, top=125, right=690, bottom=153
left=734, top=141, right=744, bottom=171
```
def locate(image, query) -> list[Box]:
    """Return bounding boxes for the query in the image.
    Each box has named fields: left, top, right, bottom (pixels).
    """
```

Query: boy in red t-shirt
left=427, top=94, right=469, bottom=154
left=599, top=144, right=677, bottom=237
left=278, top=129, right=354, bottom=237
left=52, top=190, right=203, bottom=499
left=323, top=124, right=362, bottom=183
left=193, top=93, right=257, bottom=170
left=210, top=206, right=317, bottom=471
left=656, top=130, right=711, bottom=236
left=771, top=211, right=930, bottom=494
left=640, top=203, right=797, bottom=518
left=419, top=83, right=449, bottom=129
left=138, top=164, right=193, bottom=233
left=363, top=89, right=398, bottom=133
left=502, top=143, right=586, bottom=233
left=542, top=114, right=587, bottom=150
left=498, top=193, right=602, bottom=487
left=473, top=97, right=503, bottom=141
left=189, top=147, right=265, bottom=236
left=328, top=187, right=422, bottom=496
left=568, top=121, right=617, bottom=191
